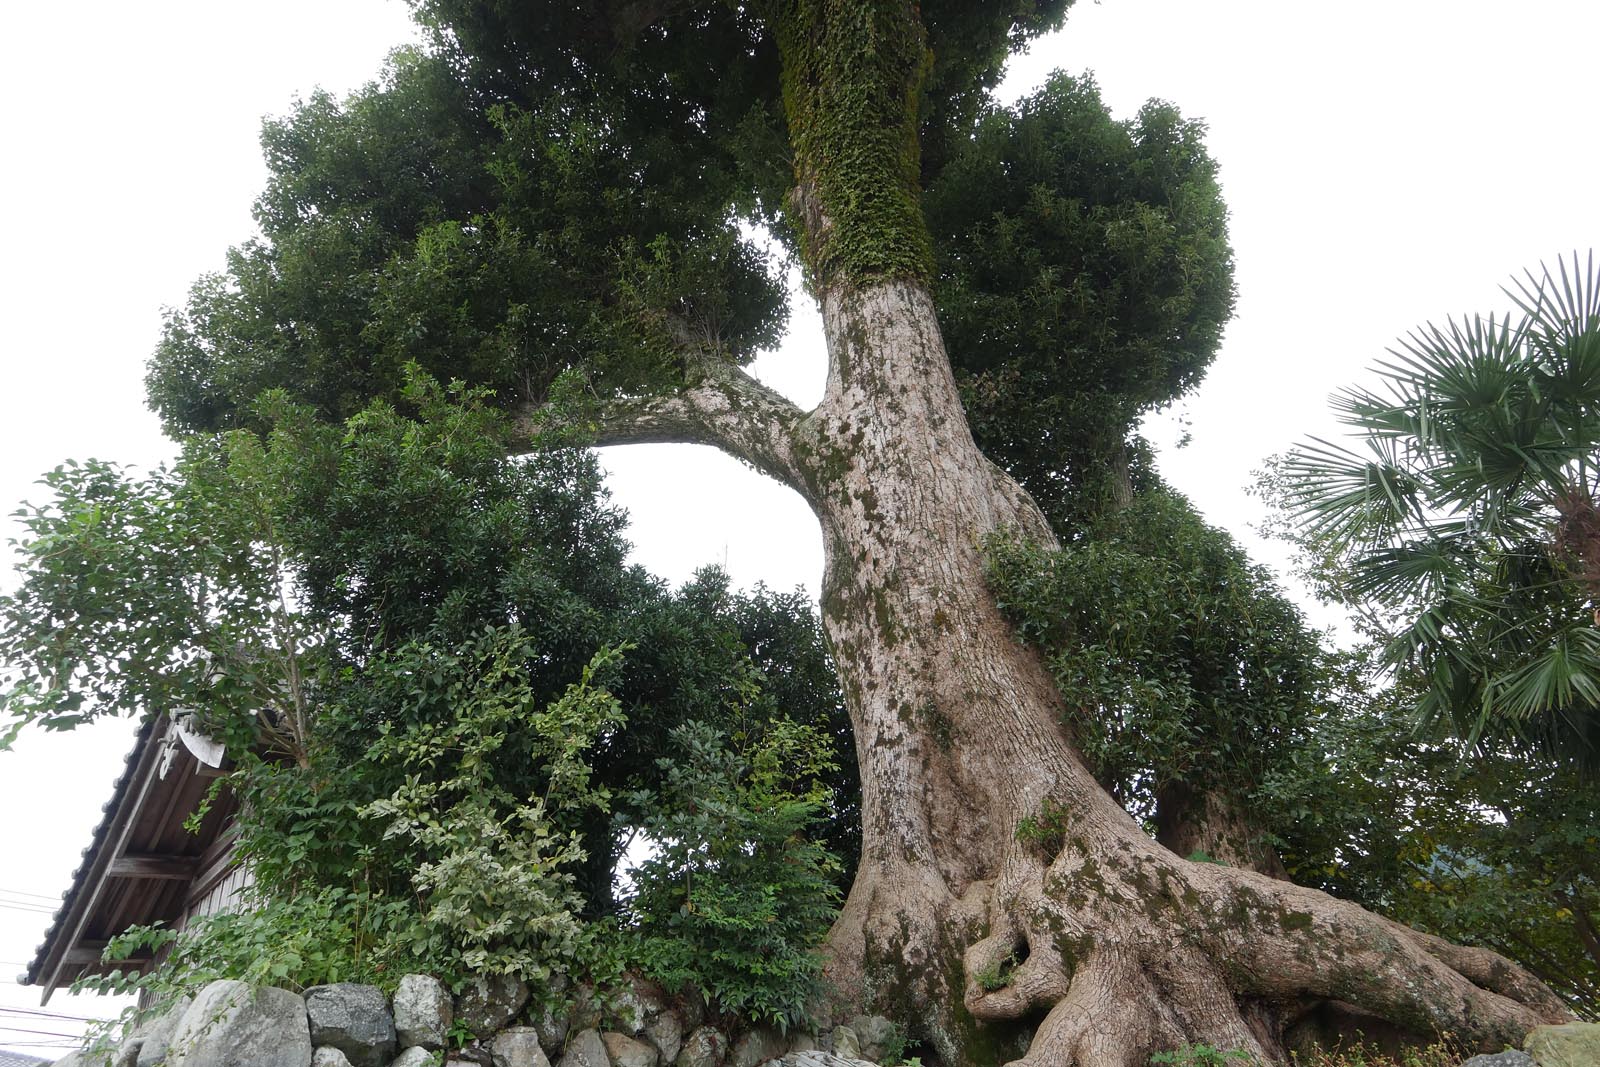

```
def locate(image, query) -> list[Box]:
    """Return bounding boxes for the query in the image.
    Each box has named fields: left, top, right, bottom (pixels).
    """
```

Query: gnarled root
left=947, top=835, right=1568, bottom=1067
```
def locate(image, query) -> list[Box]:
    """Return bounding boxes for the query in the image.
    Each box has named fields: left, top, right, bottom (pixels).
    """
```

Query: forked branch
left=517, top=356, right=815, bottom=498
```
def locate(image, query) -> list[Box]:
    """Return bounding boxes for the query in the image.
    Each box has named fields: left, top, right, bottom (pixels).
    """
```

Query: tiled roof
left=23, top=713, right=240, bottom=1003
left=0, top=1049, right=56, bottom=1067
left=23, top=716, right=158, bottom=990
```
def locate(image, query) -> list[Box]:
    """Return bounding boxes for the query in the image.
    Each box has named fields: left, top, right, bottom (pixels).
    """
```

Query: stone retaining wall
left=49, top=975, right=906, bottom=1067
left=47, top=977, right=1599, bottom=1067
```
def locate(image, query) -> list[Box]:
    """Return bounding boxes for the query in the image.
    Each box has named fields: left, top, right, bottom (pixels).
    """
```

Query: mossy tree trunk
left=563, top=2, right=1570, bottom=1062
left=1153, top=779, right=1289, bottom=880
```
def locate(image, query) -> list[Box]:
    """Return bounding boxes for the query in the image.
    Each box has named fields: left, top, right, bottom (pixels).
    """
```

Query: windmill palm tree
left=1284, top=253, right=1600, bottom=764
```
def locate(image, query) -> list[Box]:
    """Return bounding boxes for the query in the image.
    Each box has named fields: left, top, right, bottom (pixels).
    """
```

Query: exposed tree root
left=786, top=278, right=1571, bottom=1067
left=939, top=833, right=1570, bottom=1067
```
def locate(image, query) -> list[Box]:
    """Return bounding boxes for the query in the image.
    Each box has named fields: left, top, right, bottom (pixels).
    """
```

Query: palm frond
left=1282, top=436, right=1427, bottom=549
left=1494, top=627, right=1600, bottom=721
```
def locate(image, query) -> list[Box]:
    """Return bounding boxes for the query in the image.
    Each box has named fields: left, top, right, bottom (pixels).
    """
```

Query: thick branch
left=517, top=359, right=815, bottom=499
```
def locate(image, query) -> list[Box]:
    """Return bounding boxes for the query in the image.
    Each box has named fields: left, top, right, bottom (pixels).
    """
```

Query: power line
left=0, top=1026, right=82, bottom=1039
left=0, top=887, right=60, bottom=903
left=0, top=1008, right=106, bottom=1023
left=0, top=894, right=57, bottom=908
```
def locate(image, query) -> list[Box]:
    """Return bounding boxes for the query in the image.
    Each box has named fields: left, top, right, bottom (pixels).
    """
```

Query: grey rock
left=167, top=980, right=313, bottom=1067
left=642, top=1011, right=682, bottom=1065
left=767, top=1055, right=877, bottom=1067
left=555, top=1029, right=609, bottom=1067
left=314, top=1050, right=355, bottom=1067
left=456, top=976, right=530, bottom=1038
left=112, top=1036, right=144, bottom=1067
left=52, top=1050, right=105, bottom=1067
left=600, top=1034, right=656, bottom=1067
left=675, top=991, right=704, bottom=1035
left=1525, top=1022, right=1600, bottom=1067
left=137, top=997, right=194, bottom=1067
left=567, top=987, right=602, bottom=1034
left=606, top=980, right=669, bottom=1036
left=531, top=1001, right=570, bottom=1058
left=729, top=1032, right=785, bottom=1067
left=1461, top=1053, right=1537, bottom=1067
left=389, top=1050, right=440, bottom=1067
left=824, top=1030, right=857, bottom=1063
left=394, top=975, right=453, bottom=1052
left=846, top=1018, right=894, bottom=1064
left=785, top=1037, right=815, bottom=1055
left=673, top=1028, right=725, bottom=1067
left=489, top=1028, right=550, bottom=1067
left=305, top=984, right=397, bottom=1067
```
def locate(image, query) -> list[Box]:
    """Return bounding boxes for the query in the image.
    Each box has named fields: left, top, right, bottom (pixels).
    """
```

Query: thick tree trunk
left=557, top=5, right=1568, bottom=1061
left=1153, top=779, right=1288, bottom=880
left=789, top=279, right=1567, bottom=1067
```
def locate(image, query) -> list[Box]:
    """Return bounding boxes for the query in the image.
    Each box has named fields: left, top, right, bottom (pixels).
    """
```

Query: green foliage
left=988, top=487, right=1323, bottom=825
left=1014, top=798, right=1072, bottom=854
left=1150, top=1046, right=1254, bottom=1067
left=972, top=954, right=1019, bottom=993
left=1279, top=254, right=1600, bottom=764
left=147, top=37, right=787, bottom=436
left=878, top=1022, right=923, bottom=1067
left=0, top=441, right=322, bottom=757
left=775, top=0, right=934, bottom=284
left=624, top=718, right=843, bottom=1032
left=1257, top=649, right=1600, bottom=1017
left=9, top=380, right=849, bottom=1008
left=928, top=73, right=1234, bottom=530
left=1266, top=257, right=1600, bottom=1014
left=359, top=638, right=625, bottom=983
left=80, top=637, right=625, bottom=1000
left=84, top=887, right=402, bottom=999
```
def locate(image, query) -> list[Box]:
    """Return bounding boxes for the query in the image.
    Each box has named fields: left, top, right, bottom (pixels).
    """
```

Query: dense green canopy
left=148, top=5, right=1231, bottom=539
left=930, top=74, right=1233, bottom=529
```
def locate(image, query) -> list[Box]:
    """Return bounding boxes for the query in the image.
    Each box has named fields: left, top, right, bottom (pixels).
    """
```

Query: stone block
left=600, top=1034, right=656, bottom=1067
left=456, top=976, right=530, bottom=1038
left=304, top=984, right=397, bottom=1067
left=489, top=1027, right=550, bottom=1067
left=166, top=980, right=312, bottom=1067
left=555, top=1029, right=609, bottom=1067
left=394, top=975, right=454, bottom=1052
left=1524, top=1022, right=1600, bottom=1067
left=673, top=1028, right=725, bottom=1067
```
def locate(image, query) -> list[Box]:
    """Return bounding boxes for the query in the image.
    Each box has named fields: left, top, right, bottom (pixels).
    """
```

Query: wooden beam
left=107, top=853, right=200, bottom=880
left=61, top=942, right=107, bottom=967
left=40, top=716, right=172, bottom=1003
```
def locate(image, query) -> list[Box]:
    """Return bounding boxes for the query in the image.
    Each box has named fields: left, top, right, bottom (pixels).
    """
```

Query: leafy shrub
left=1151, top=1046, right=1253, bottom=1067
left=15, top=379, right=849, bottom=1012
left=359, top=636, right=625, bottom=983
left=988, top=487, right=1324, bottom=826
left=624, top=717, right=842, bottom=1031
left=82, top=636, right=624, bottom=1001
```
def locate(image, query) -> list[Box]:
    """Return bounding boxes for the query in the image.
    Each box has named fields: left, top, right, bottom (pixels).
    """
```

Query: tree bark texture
left=580, top=277, right=1568, bottom=1064
left=794, top=279, right=1566, bottom=1066
left=1153, top=779, right=1288, bottom=881
left=567, top=3, right=1571, bottom=1061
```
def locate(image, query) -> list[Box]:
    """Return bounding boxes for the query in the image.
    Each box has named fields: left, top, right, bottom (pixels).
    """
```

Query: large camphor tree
left=143, top=2, right=1569, bottom=1063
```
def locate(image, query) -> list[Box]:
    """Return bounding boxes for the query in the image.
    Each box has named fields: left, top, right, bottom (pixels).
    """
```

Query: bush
left=624, top=717, right=842, bottom=1031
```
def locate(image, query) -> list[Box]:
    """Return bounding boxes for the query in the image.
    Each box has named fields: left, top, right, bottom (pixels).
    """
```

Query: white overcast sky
left=3, top=0, right=1599, bottom=1054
